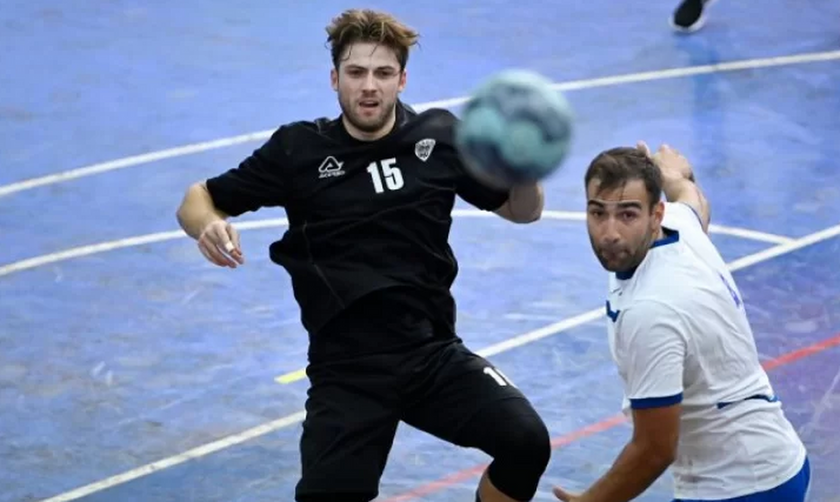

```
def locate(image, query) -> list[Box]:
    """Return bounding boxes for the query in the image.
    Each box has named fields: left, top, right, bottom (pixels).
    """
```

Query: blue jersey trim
left=630, top=392, right=683, bottom=409
left=615, top=228, right=680, bottom=280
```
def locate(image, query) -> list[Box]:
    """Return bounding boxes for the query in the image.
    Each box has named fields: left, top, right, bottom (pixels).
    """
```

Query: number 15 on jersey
left=367, top=158, right=404, bottom=193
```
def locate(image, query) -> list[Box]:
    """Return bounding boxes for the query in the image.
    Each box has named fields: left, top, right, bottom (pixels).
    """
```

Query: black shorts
left=294, top=340, right=535, bottom=501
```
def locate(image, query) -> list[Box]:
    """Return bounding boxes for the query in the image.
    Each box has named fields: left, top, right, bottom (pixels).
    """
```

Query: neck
left=342, top=108, right=397, bottom=142
left=654, top=226, right=665, bottom=242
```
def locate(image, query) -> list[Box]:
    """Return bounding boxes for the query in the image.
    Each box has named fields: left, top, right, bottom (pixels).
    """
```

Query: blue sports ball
left=454, top=69, right=574, bottom=189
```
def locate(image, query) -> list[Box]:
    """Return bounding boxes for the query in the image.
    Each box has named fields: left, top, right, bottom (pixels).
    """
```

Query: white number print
left=366, top=158, right=404, bottom=193
left=483, top=366, right=516, bottom=387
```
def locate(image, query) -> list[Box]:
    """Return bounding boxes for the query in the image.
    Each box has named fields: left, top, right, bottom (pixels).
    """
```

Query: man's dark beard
left=591, top=225, right=658, bottom=274
left=339, top=98, right=394, bottom=133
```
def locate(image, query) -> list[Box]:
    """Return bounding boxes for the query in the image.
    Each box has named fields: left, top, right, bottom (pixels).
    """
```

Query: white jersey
left=606, top=202, right=806, bottom=500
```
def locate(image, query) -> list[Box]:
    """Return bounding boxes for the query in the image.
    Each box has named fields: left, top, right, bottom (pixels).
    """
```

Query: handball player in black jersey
left=176, top=9, right=551, bottom=502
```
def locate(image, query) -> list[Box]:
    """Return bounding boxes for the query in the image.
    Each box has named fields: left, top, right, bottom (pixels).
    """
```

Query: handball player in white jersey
left=552, top=142, right=810, bottom=502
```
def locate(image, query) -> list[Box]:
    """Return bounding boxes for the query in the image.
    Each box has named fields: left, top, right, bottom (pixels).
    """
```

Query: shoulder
left=279, top=116, right=337, bottom=142
left=417, top=107, right=458, bottom=131
left=401, top=105, right=460, bottom=142
left=262, top=115, right=348, bottom=160
left=662, top=202, right=706, bottom=233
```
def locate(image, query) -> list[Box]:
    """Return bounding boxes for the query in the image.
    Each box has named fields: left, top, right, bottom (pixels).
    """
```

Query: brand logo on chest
left=318, top=156, right=345, bottom=178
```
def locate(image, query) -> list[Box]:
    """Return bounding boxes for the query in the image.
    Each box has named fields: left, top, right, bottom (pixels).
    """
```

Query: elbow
left=175, top=205, right=188, bottom=229
left=175, top=185, right=193, bottom=225
left=176, top=182, right=207, bottom=227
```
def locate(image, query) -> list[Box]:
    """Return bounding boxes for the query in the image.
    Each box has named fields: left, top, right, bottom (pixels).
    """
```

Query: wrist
left=199, top=213, right=225, bottom=234
left=181, top=212, right=224, bottom=241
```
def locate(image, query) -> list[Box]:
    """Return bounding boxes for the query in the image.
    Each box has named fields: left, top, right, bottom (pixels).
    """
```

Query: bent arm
left=176, top=182, right=230, bottom=240
left=494, top=182, right=544, bottom=223
left=176, top=126, right=290, bottom=239
left=662, top=176, right=711, bottom=233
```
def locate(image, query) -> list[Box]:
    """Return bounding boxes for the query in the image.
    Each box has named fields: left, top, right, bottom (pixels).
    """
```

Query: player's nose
left=361, top=73, right=378, bottom=92
left=600, top=220, right=622, bottom=243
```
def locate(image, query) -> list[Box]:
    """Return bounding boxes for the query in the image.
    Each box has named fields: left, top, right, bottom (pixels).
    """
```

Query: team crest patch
left=415, top=138, right=436, bottom=162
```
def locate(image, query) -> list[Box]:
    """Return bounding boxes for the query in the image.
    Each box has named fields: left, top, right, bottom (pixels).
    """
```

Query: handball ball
left=454, top=69, right=574, bottom=189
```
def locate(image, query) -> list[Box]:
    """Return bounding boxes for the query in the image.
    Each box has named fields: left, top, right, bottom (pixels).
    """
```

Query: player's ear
left=652, top=200, right=665, bottom=226
left=330, top=67, right=339, bottom=92
left=398, top=69, right=407, bottom=92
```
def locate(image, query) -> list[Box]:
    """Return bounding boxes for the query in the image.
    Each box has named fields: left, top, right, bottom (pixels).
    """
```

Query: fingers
left=228, top=224, right=243, bottom=261
left=659, top=143, right=678, bottom=156
left=214, top=222, right=245, bottom=264
left=552, top=486, right=572, bottom=501
left=197, top=222, right=245, bottom=268
left=198, top=237, right=237, bottom=267
left=198, top=239, right=233, bottom=267
left=637, top=141, right=680, bottom=158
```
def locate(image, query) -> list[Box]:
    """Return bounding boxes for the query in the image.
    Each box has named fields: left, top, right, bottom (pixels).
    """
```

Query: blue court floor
left=1, top=1, right=839, bottom=501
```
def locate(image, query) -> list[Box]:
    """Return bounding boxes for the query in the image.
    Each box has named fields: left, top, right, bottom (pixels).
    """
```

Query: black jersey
left=205, top=101, right=509, bottom=337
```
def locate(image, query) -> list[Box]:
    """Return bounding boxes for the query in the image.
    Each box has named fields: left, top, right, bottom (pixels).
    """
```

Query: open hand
left=198, top=220, right=244, bottom=268
left=637, top=141, right=695, bottom=185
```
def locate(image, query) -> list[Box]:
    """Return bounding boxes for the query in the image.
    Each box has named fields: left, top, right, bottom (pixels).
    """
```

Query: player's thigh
left=402, top=342, right=544, bottom=450
left=296, top=374, right=400, bottom=502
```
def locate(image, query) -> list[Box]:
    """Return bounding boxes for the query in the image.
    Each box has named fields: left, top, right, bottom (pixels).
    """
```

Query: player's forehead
left=586, top=178, right=649, bottom=208
left=338, top=42, right=400, bottom=70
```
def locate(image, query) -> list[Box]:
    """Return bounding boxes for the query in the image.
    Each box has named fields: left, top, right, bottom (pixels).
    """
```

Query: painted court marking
left=33, top=222, right=840, bottom=502
left=381, top=331, right=840, bottom=502
left=1, top=48, right=839, bottom=198
left=4, top=42, right=835, bottom=502
left=0, top=210, right=789, bottom=278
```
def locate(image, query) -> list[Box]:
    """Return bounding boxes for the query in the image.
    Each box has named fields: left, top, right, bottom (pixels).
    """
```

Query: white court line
left=34, top=222, right=840, bottom=502
left=0, top=218, right=287, bottom=278
left=0, top=210, right=788, bottom=278
left=1, top=48, right=839, bottom=198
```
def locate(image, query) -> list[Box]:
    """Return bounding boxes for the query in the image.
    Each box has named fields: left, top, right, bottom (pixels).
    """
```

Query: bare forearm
left=496, top=182, right=544, bottom=223
left=580, top=441, right=671, bottom=502
left=176, top=182, right=229, bottom=239
left=663, top=177, right=710, bottom=231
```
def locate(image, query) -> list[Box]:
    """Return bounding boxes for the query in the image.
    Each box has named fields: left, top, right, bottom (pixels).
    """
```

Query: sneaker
left=670, top=0, right=717, bottom=33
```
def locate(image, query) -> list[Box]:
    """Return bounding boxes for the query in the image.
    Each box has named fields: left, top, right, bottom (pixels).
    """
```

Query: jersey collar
left=615, top=227, right=680, bottom=280
left=336, top=100, right=413, bottom=144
